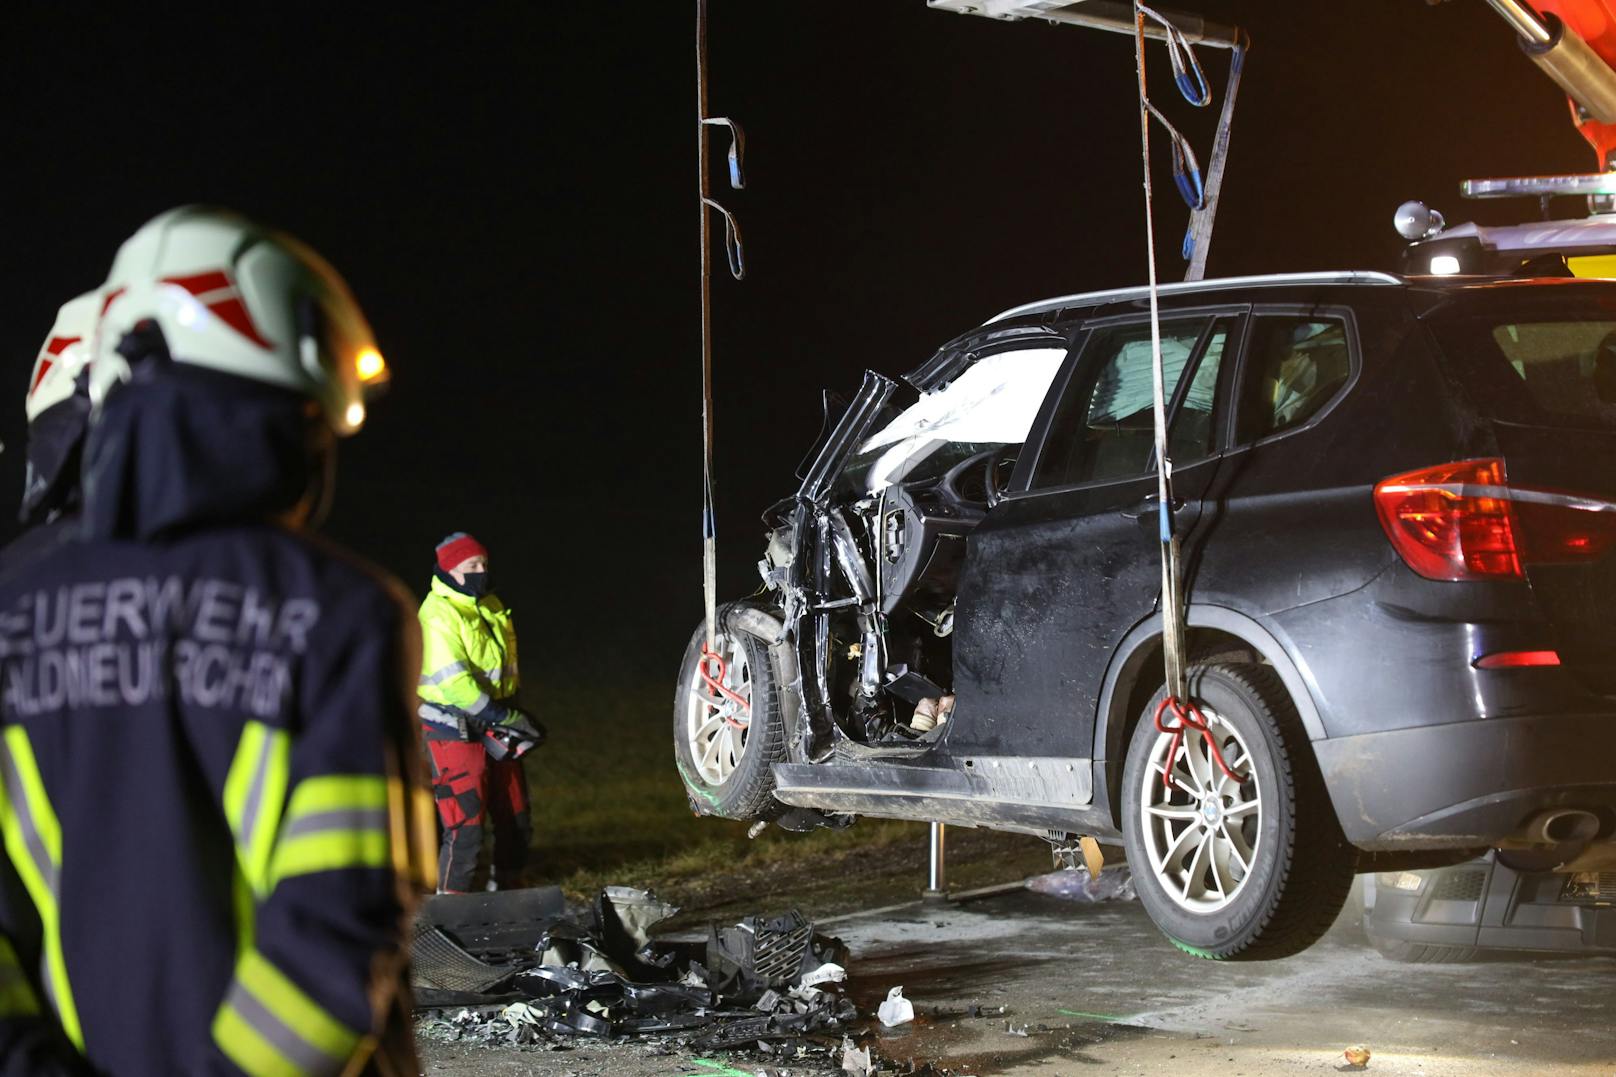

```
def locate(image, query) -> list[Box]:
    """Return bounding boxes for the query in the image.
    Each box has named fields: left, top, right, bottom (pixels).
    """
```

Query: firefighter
left=417, top=533, right=543, bottom=893
left=0, top=292, right=99, bottom=573
left=0, top=206, right=434, bottom=1076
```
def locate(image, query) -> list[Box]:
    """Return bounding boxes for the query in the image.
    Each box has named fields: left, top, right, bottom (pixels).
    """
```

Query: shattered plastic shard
left=877, top=986, right=914, bottom=1027
left=500, top=1002, right=544, bottom=1027
left=798, top=962, right=846, bottom=989
left=841, top=1035, right=875, bottom=1076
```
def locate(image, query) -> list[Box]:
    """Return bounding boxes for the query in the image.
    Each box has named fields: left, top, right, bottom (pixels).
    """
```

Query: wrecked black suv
left=674, top=270, right=1616, bottom=961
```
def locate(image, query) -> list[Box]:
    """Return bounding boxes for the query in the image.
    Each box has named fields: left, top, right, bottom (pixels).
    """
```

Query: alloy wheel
left=1137, top=708, right=1263, bottom=914
left=684, top=633, right=752, bottom=785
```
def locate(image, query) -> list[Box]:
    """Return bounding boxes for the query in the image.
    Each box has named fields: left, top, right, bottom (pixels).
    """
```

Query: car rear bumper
left=1316, top=713, right=1616, bottom=849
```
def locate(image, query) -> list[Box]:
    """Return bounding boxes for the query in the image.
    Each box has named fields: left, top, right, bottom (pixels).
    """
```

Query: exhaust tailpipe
left=1525, top=808, right=1601, bottom=845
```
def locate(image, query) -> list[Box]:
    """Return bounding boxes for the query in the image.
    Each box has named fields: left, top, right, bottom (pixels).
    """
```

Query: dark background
left=1, top=1, right=1592, bottom=685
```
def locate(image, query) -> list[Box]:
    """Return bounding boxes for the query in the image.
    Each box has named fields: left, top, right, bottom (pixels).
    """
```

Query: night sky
left=1, top=2, right=1594, bottom=686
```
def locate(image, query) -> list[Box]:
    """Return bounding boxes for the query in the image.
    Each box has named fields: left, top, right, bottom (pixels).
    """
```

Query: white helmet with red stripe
left=26, top=291, right=98, bottom=424
left=92, top=206, right=387, bottom=435
left=20, top=291, right=101, bottom=523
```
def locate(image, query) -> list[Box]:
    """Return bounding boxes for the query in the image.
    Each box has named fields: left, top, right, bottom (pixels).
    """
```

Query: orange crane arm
left=1537, top=0, right=1616, bottom=163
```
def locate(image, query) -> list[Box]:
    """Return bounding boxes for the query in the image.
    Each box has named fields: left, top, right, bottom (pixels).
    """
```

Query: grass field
left=518, top=672, right=1051, bottom=914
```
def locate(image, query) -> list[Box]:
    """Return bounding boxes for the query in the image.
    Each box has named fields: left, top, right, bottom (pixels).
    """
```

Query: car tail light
left=1374, top=459, right=1521, bottom=580
left=1373, top=458, right=1616, bottom=581
left=1472, top=650, right=1561, bottom=669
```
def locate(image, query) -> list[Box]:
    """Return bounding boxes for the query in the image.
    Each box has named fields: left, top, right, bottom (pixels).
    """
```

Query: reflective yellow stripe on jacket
left=0, top=727, right=81, bottom=1048
left=0, top=936, right=40, bottom=1019
left=215, top=729, right=409, bottom=1073
left=213, top=948, right=369, bottom=1077
left=212, top=771, right=393, bottom=1073
left=269, top=775, right=391, bottom=883
left=223, top=722, right=291, bottom=900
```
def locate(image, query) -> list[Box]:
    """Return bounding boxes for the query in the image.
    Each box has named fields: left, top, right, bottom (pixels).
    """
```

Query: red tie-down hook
left=699, top=644, right=751, bottom=730
left=1153, top=696, right=1245, bottom=790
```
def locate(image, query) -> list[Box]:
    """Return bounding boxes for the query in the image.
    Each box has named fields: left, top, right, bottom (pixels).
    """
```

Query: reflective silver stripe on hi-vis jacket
left=213, top=948, right=366, bottom=1076
left=418, top=661, right=468, bottom=688
left=223, top=721, right=291, bottom=900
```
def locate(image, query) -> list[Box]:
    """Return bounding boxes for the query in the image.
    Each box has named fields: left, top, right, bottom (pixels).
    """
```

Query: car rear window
left=1428, top=293, right=1616, bottom=430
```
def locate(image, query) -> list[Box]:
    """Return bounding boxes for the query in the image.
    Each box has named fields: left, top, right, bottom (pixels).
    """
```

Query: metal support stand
left=922, top=822, right=948, bottom=901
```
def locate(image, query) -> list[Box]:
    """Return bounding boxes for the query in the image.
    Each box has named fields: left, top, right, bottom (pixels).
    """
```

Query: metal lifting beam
left=928, top=0, right=1241, bottom=50
left=927, top=0, right=1248, bottom=282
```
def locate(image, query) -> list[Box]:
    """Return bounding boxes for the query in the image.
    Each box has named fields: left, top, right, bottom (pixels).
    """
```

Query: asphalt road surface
left=419, top=884, right=1616, bottom=1076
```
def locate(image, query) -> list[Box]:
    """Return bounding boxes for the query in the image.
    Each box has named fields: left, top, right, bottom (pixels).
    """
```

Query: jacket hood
left=81, top=361, right=319, bottom=542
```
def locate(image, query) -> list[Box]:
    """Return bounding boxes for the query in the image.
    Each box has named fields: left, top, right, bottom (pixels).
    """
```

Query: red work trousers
left=425, top=736, right=532, bottom=892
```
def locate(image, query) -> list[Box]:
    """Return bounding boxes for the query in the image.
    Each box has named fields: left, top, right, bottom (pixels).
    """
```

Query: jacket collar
left=430, top=573, right=482, bottom=611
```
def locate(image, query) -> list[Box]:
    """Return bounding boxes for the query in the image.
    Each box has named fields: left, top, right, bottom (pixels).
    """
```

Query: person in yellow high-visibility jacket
left=417, top=533, right=543, bottom=892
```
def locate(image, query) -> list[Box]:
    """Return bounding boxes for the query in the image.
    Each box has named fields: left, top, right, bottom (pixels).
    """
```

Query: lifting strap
left=1133, top=2, right=1189, bottom=706
left=695, top=0, right=746, bottom=651
left=1134, top=5, right=1247, bottom=786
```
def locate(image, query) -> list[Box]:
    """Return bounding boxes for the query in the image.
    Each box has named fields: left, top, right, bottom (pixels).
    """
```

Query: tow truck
left=1400, top=1, right=1616, bottom=276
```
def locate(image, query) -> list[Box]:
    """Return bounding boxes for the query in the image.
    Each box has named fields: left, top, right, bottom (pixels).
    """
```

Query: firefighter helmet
left=20, top=291, right=100, bottom=523
left=26, top=291, right=98, bottom=425
left=92, top=206, right=387, bottom=436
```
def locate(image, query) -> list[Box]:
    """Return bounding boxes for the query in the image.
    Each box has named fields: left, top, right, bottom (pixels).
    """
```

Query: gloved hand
left=496, top=705, right=546, bottom=747
left=481, top=704, right=546, bottom=760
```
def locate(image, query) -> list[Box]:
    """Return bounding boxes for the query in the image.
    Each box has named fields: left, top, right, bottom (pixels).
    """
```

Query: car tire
left=673, top=603, right=786, bottom=821
left=1368, top=936, right=1480, bottom=964
left=1122, top=662, right=1354, bottom=961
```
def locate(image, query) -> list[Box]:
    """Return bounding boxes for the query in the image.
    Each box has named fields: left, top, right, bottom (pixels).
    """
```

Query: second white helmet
left=93, top=206, right=387, bottom=435
left=26, top=291, right=99, bottom=425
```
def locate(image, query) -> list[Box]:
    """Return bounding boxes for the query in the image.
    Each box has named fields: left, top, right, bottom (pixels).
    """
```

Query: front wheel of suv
left=1121, top=663, right=1354, bottom=961
left=673, top=604, right=787, bottom=822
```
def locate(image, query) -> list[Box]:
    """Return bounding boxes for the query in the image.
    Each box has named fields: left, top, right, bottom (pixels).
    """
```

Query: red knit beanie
left=435, top=532, right=488, bottom=572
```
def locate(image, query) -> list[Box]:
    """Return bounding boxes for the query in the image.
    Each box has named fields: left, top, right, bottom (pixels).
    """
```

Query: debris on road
left=413, top=886, right=859, bottom=1058
left=876, top=987, right=914, bottom=1028
left=841, top=1035, right=874, bottom=1076
left=1027, top=865, right=1136, bottom=903
left=1344, top=1043, right=1372, bottom=1068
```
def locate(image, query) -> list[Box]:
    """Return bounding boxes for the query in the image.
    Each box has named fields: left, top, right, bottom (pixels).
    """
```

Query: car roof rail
left=984, top=270, right=1406, bottom=325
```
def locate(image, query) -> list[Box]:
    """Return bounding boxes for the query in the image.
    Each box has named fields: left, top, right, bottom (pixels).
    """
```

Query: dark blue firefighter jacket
left=0, top=364, right=430, bottom=1075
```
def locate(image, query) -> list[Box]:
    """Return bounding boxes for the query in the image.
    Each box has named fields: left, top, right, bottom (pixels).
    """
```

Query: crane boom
left=1490, top=0, right=1616, bottom=166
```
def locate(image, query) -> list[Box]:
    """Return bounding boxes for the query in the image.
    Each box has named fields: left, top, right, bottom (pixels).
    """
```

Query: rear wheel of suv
left=673, top=604, right=786, bottom=821
left=1121, top=663, right=1354, bottom=961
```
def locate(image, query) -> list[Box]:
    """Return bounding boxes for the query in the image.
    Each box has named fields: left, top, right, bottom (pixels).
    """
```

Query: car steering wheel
left=937, top=446, right=1016, bottom=513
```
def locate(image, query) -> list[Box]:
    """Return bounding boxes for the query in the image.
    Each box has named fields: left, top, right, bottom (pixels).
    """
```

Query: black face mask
left=459, top=571, right=491, bottom=597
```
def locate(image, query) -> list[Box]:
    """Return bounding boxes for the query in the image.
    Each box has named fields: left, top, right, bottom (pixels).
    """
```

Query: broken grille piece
left=411, top=924, right=517, bottom=994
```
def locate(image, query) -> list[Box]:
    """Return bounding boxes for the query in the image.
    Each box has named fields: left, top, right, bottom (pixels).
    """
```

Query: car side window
left=1235, top=316, right=1352, bottom=443
left=1167, top=318, right=1233, bottom=464
left=1032, top=320, right=1208, bottom=489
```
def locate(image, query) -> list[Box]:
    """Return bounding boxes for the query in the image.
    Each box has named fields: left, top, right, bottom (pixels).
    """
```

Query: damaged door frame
left=779, top=369, right=898, bottom=762
left=777, top=322, right=1077, bottom=766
